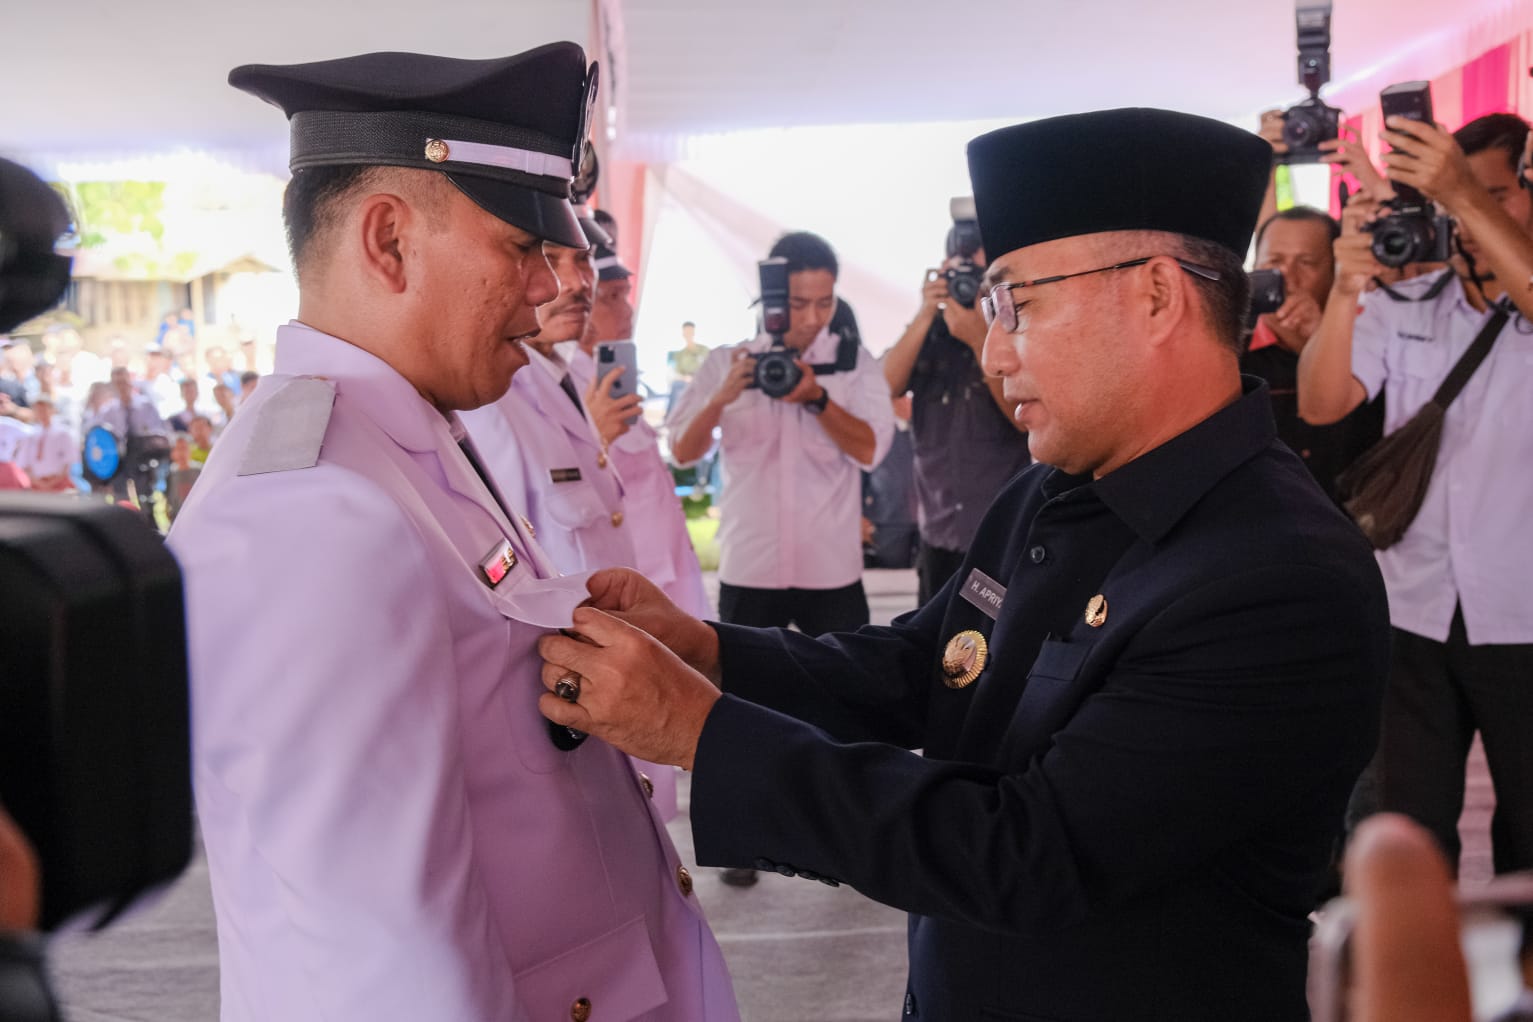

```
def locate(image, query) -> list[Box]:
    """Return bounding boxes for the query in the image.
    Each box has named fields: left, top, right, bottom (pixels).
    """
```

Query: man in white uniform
left=462, top=208, right=636, bottom=581
left=167, top=45, right=737, bottom=1022
left=465, top=206, right=681, bottom=821
left=563, top=222, right=712, bottom=620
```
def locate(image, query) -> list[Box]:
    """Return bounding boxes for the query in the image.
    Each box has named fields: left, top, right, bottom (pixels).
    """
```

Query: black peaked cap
left=967, top=108, right=1272, bottom=260
left=230, top=43, right=595, bottom=248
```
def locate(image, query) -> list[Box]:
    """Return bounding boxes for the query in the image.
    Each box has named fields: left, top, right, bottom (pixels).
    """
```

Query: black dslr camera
left=1279, top=2, right=1343, bottom=164
left=1367, top=82, right=1455, bottom=268
left=942, top=196, right=985, bottom=309
left=748, top=257, right=803, bottom=398
left=0, top=158, right=193, bottom=1021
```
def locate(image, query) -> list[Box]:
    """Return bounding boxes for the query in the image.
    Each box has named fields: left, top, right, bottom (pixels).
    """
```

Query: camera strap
left=1374, top=270, right=1455, bottom=304
left=807, top=334, right=859, bottom=376
left=1431, top=299, right=1510, bottom=409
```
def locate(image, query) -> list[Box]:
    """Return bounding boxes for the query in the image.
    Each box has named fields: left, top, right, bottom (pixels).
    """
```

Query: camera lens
left=754, top=351, right=803, bottom=399
left=1370, top=217, right=1428, bottom=269
left=945, top=265, right=981, bottom=309
left=949, top=275, right=979, bottom=309
left=1283, top=112, right=1315, bottom=149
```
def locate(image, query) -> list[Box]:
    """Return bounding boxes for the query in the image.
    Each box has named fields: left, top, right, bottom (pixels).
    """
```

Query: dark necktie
left=558, top=374, right=586, bottom=419
left=456, top=434, right=587, bottom=752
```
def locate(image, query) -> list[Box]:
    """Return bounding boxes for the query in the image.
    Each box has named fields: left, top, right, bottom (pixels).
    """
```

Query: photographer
left=1240, top=207, right=1382, bottom=501
left=883, top=202, right=1029, bottom=603
left=1297, top=111, right=1533, bottom=875
left=667, top=231, right=893, bottom=635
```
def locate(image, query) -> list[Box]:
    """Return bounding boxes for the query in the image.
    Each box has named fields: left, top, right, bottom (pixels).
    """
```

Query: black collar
left=1040, top=377, right=1277, bottom=545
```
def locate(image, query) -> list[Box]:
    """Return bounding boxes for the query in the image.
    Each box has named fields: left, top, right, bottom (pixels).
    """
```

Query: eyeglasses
left=979, top=256, right=1223, bottom=333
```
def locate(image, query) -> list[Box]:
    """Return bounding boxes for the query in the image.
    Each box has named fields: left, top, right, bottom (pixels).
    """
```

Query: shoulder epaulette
left=238, top=376, right=337, bottom=476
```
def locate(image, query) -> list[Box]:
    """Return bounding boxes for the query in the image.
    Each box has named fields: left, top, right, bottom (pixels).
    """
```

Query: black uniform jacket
left=691, top=380, right=1388, bottom=1021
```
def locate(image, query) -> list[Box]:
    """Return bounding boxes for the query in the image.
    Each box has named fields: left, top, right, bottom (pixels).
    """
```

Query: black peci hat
left=230, top=44, right=599, bottom=248
left=967, top=108, right=1271, bottom=261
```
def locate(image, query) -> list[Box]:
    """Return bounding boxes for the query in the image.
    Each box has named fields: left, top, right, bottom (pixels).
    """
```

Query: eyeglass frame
left=979, top=256, right=1223, bottom=333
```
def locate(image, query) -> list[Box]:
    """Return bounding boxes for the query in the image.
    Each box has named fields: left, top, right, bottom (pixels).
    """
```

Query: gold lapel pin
left=942, top=630, right=988, bottom=689
left=1085, top=594, right=1108, bottom=628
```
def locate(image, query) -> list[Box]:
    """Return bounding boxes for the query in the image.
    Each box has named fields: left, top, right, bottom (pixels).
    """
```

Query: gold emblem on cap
left=941, top=630, right=988, bottom=689
left=1085, top=594, right=1108, bottom=628
left=424, top=138, right=450, bottom=163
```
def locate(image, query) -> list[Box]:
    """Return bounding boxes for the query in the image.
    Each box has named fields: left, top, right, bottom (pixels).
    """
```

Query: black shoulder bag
left=1336, top=300, right=1510, bottom=550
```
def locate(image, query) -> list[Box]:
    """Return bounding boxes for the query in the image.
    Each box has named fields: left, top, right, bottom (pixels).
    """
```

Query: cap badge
left=424, top=138, right=450, bottom=163
left=942, top=630, right=988, bottom=689
left=1085, top=594, right=1108, bottom=628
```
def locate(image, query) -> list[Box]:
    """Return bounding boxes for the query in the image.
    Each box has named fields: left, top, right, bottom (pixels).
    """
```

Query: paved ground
left=44, top=568, right=1499, bottom=1019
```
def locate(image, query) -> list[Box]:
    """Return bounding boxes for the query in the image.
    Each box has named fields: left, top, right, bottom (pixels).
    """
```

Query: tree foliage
left=61, top=181, right=168, bottom=249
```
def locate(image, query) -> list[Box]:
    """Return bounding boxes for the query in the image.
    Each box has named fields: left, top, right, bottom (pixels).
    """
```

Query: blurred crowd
left=0, top=322, right=261, bottom=522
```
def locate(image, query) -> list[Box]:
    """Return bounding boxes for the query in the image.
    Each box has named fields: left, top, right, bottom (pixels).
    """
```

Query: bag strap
left=1431, top=300, right=1511, bottom=408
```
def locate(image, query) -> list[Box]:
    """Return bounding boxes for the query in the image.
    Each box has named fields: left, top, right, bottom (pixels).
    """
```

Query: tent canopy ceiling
left=1, top=0, right=1515, bottom=168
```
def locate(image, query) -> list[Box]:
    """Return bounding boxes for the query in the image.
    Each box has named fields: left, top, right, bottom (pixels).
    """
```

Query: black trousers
left=717, top=580, right=869, bottom=636
left=1373, top=607, right=1533, bottom=873
left=917, top=542, right=967, bottom=607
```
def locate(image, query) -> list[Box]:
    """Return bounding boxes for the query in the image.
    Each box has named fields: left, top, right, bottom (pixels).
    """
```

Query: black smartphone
left=1379, top=81, right=1435, bottom=205
left=1248, top=268, right=1287, bottom=317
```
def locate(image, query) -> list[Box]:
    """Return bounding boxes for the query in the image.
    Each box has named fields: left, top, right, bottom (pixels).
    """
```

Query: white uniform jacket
left=462, top=346, right=635, bottom=579
left=565, top=345, right=711, bottom=619
left=168, top=322, right=737, bottom=1022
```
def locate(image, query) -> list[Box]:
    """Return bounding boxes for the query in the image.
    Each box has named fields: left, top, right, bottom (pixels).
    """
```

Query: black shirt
left=1241, top=342, right=1383, bottom=501
left=907, top=318, right=1031, bottom=551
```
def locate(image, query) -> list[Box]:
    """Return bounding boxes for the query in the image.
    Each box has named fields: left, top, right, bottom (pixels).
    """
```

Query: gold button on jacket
left=677, top=865, right=693, bottom=896
left=570, top=996, right=592, bottom=1021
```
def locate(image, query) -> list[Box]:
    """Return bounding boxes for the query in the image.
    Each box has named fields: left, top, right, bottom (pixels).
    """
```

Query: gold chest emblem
left=942, top=630, right=988, bottom=689
left=1085, top=594, right=1108, bottom=628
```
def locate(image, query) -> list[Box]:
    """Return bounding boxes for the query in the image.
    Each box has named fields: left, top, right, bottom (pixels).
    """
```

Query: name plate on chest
left=959, top=567, right=1006, bottom=620
left=550, top=467, right=582, bottom=483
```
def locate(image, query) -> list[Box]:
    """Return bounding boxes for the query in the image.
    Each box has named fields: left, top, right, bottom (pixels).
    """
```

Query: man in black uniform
left=539, top=108, right=1389, bottom=1020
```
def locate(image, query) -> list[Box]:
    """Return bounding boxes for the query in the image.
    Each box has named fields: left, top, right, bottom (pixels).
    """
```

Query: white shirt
left=666, top=327, right=894, bottom=590
left=16, top=422, right=75, bottom=480
left=0, top=416, right=35, bottom=462
left=1352, top=269, right=1533, bottom=644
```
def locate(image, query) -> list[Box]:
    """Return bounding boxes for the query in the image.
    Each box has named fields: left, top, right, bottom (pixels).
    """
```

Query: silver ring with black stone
left=554, top=673, right=582, bottom=703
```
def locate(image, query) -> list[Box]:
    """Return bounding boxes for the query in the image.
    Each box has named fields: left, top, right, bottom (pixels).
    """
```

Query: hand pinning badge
left=942, top=630, right=988, bottom=689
